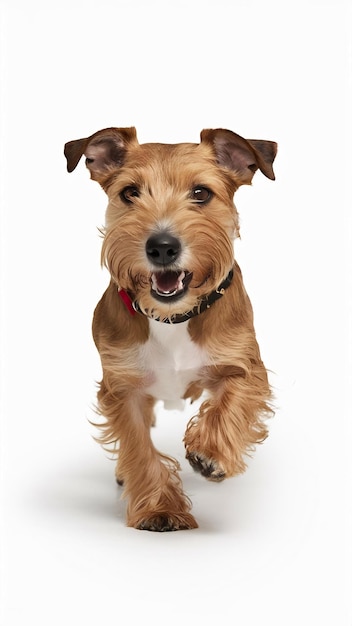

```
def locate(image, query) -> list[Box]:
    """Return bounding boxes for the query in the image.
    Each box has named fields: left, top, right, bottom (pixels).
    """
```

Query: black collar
left=130, top=268, right=234, bottom=324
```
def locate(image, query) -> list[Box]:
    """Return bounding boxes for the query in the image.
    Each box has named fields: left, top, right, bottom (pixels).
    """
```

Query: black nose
left=145, top=232, right=181, bottom=266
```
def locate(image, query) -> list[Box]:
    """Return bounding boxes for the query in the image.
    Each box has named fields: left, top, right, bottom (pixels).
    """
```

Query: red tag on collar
left=118, top=289, right=136, bottom=316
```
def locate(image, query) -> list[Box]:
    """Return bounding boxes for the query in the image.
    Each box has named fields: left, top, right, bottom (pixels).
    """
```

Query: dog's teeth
left=151, top=271, right=186, bottom=296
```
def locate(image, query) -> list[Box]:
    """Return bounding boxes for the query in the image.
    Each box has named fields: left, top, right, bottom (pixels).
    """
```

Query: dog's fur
left=64, top=127, right=277, bottom=531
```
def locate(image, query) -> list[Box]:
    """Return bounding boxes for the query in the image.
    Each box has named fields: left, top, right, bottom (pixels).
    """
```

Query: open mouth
left=151, top=270, right=193, bottom=302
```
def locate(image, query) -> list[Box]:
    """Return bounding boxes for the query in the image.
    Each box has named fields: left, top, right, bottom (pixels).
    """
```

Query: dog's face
left=65, top=128, right=277, bottom=320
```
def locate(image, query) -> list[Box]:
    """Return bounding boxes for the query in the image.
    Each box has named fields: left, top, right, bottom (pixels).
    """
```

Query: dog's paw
left=135, top=513, right=198, bottom=532
left=186, top=452, right=226, bottom=482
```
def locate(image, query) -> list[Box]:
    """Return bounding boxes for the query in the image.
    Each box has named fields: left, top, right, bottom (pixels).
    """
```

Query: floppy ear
left=200, top=128, right=277, bottom=185
left=64, top=127, right=138, bottom=183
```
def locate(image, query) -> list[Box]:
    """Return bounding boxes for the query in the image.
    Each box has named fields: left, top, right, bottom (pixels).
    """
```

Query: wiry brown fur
left=64, top=127, right=277, bottom=531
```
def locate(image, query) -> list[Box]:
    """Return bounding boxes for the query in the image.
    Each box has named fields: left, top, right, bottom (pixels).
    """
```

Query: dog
left=64, top=127, right=277, bottom=531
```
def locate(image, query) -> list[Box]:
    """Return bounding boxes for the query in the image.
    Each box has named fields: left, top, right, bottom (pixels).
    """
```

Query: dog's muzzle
left=146, top=231, right=192, bottom=302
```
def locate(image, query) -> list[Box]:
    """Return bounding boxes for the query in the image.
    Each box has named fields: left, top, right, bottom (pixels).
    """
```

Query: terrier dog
left=64, top=127, right=277, bottom=531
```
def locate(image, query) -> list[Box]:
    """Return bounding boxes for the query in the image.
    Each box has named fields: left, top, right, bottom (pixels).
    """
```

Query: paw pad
left=186, top=452, right=226, bottom=482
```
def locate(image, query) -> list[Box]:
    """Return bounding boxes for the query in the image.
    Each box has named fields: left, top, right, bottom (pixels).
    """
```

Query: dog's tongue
left=153, top=271, right=183, bottom=294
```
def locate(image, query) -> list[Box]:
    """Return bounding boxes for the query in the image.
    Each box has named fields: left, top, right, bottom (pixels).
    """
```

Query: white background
left=0, top=0, right=351, bottom=624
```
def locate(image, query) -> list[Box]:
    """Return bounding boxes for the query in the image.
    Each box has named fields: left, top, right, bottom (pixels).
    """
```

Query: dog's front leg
left=97, top=380, right=197, bottom=531
left=184, top=362, right=272, bottom=481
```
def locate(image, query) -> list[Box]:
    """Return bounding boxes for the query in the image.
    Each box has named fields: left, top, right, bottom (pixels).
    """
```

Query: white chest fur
left=141, top=319, right=209, bottom=410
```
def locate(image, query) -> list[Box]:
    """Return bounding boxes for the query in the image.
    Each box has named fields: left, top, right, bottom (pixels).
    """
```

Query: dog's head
left=64, top=128, right=276, bottom=321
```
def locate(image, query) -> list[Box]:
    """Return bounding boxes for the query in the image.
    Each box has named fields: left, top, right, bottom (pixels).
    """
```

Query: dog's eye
left=190, top=186, right=213, bottom=204
left=120, top=186, right=140, bottom=203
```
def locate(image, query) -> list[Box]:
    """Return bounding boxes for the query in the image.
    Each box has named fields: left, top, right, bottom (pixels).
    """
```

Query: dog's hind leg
left=96, top=380, right=198, bottom=531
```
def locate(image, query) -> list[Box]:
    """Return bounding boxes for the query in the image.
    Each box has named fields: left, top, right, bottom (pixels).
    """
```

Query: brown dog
left=64, top=127, right=277, bottom=531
